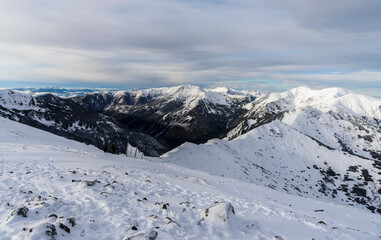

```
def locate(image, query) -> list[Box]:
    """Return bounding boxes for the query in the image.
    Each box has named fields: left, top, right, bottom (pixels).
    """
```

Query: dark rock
left=131, top=226, right=138, bottom=231
left=85, top=180, right=97, bottom=186
left=326, top=168, right=337, bottom=177
left=45, top=224, right=57, bottom=238
left=361, top=169, right=373, bottom=182
left=59, top=223, right=70, bottom=233
left=16, top=207, right=29, bottom=217
left=67, top=217, right=76, bottom=227
left=351, top=186, right=367, bottom=197
left=273, top=236, right=284, bottom=240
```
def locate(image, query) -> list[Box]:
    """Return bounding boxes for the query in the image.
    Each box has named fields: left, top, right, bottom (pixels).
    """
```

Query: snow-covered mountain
left=0, top=90, right=166, bottom=156
left=2, top=85, right=381, bottom=215
left=1, top=117, right=380, bottom=240
left=72, top=85, right=260, bottom=148
left=159, top=86, right=381, bottom=214
left=227, top=86, right=381, bottom=161
left=162, top=119, right=381, bottom=214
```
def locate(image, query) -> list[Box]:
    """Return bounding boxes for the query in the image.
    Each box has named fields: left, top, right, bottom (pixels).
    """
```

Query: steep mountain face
left=0, top=90, right=166, bottom=156
left=162, top=120, right=381, bottom=214
left=72, top=85, right=260, bottom=148
left=227, top=87, right=381, bottom=161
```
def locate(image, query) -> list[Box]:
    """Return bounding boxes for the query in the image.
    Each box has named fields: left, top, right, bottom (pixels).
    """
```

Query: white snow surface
left=0, top=90, right=40, bottom=111
left=1, top=117, right=381, bottom=239
left=263, top=86, right=381, bottom=119
left=107, top=85, right=259, bottom=110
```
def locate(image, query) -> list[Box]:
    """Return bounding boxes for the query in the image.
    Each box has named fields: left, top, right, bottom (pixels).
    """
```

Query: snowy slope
left=0, top=90, right=39, bottom=111
left=1, top=117, right=380, bottom=239
left=162, top=120, right=381, bottom=214
left=227, top=86, right=381, bottom=161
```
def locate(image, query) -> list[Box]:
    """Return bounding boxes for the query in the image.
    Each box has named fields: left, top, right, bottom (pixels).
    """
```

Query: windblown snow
left=0, top=117, right=380, bottom=240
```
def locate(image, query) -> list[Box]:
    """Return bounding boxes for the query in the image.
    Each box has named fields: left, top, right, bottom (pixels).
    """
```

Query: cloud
left=0, top=0, right=380, bottom=96
left=266, top=0, right=381, bottom=32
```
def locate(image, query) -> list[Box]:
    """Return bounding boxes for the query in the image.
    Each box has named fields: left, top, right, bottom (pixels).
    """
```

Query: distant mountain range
left=1, top=85, right=380, bottom=214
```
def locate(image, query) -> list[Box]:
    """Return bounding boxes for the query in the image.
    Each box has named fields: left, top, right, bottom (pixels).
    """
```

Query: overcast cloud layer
left=0, top=0, right=380, bottom=96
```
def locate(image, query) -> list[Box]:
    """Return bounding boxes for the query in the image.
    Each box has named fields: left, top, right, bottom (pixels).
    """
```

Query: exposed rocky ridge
left=71, top=85, right=259, bottom=148
left=0, top=90, right=166, bottom=156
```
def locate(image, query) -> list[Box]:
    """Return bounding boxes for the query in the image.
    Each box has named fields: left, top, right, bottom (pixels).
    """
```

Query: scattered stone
left=351, top=186, right=367, bottom=197
left=45, top=224, right=57, bottom=238
left=59, top=223, right=70, bottom=233
left=67, top=217, right=76, bottom=227
left=131, top=226, right=138, bottom=231
left=348, top=166, right=358, bottom=172
left=317, top=221, right=326, bottom=225
left=16, top=206, right=29, bottom=217
left=165, top=217, right=181, bottom=227
left=48, top=213, right=58, bottom=218
left=273, top=236, right=284, bottom=240
left=314, top=209, right=324, bottom=212
left=48, top=195, right=58, bottom=200
left=84, top=180, right=97, bottom=186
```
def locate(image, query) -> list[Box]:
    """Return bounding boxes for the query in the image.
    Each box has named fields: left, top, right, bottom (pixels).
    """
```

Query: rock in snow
left=199, top=202, right=242, bottom=230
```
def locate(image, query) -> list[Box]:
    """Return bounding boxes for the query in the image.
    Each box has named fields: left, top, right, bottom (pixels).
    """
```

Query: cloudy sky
left=0, top=0, right=380, bottom=96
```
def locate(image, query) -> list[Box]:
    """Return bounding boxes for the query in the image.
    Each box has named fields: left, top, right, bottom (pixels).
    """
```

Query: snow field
left=0, top=118, right=380, bottom=239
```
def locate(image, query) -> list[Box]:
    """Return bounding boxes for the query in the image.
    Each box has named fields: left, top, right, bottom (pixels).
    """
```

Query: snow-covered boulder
left=199, top=201, right=242, bottom=230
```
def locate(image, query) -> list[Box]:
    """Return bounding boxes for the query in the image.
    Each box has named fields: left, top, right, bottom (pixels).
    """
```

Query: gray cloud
left=0, top=0, right=380, bottom=96
left=266, top=0, right=381, bottom=32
